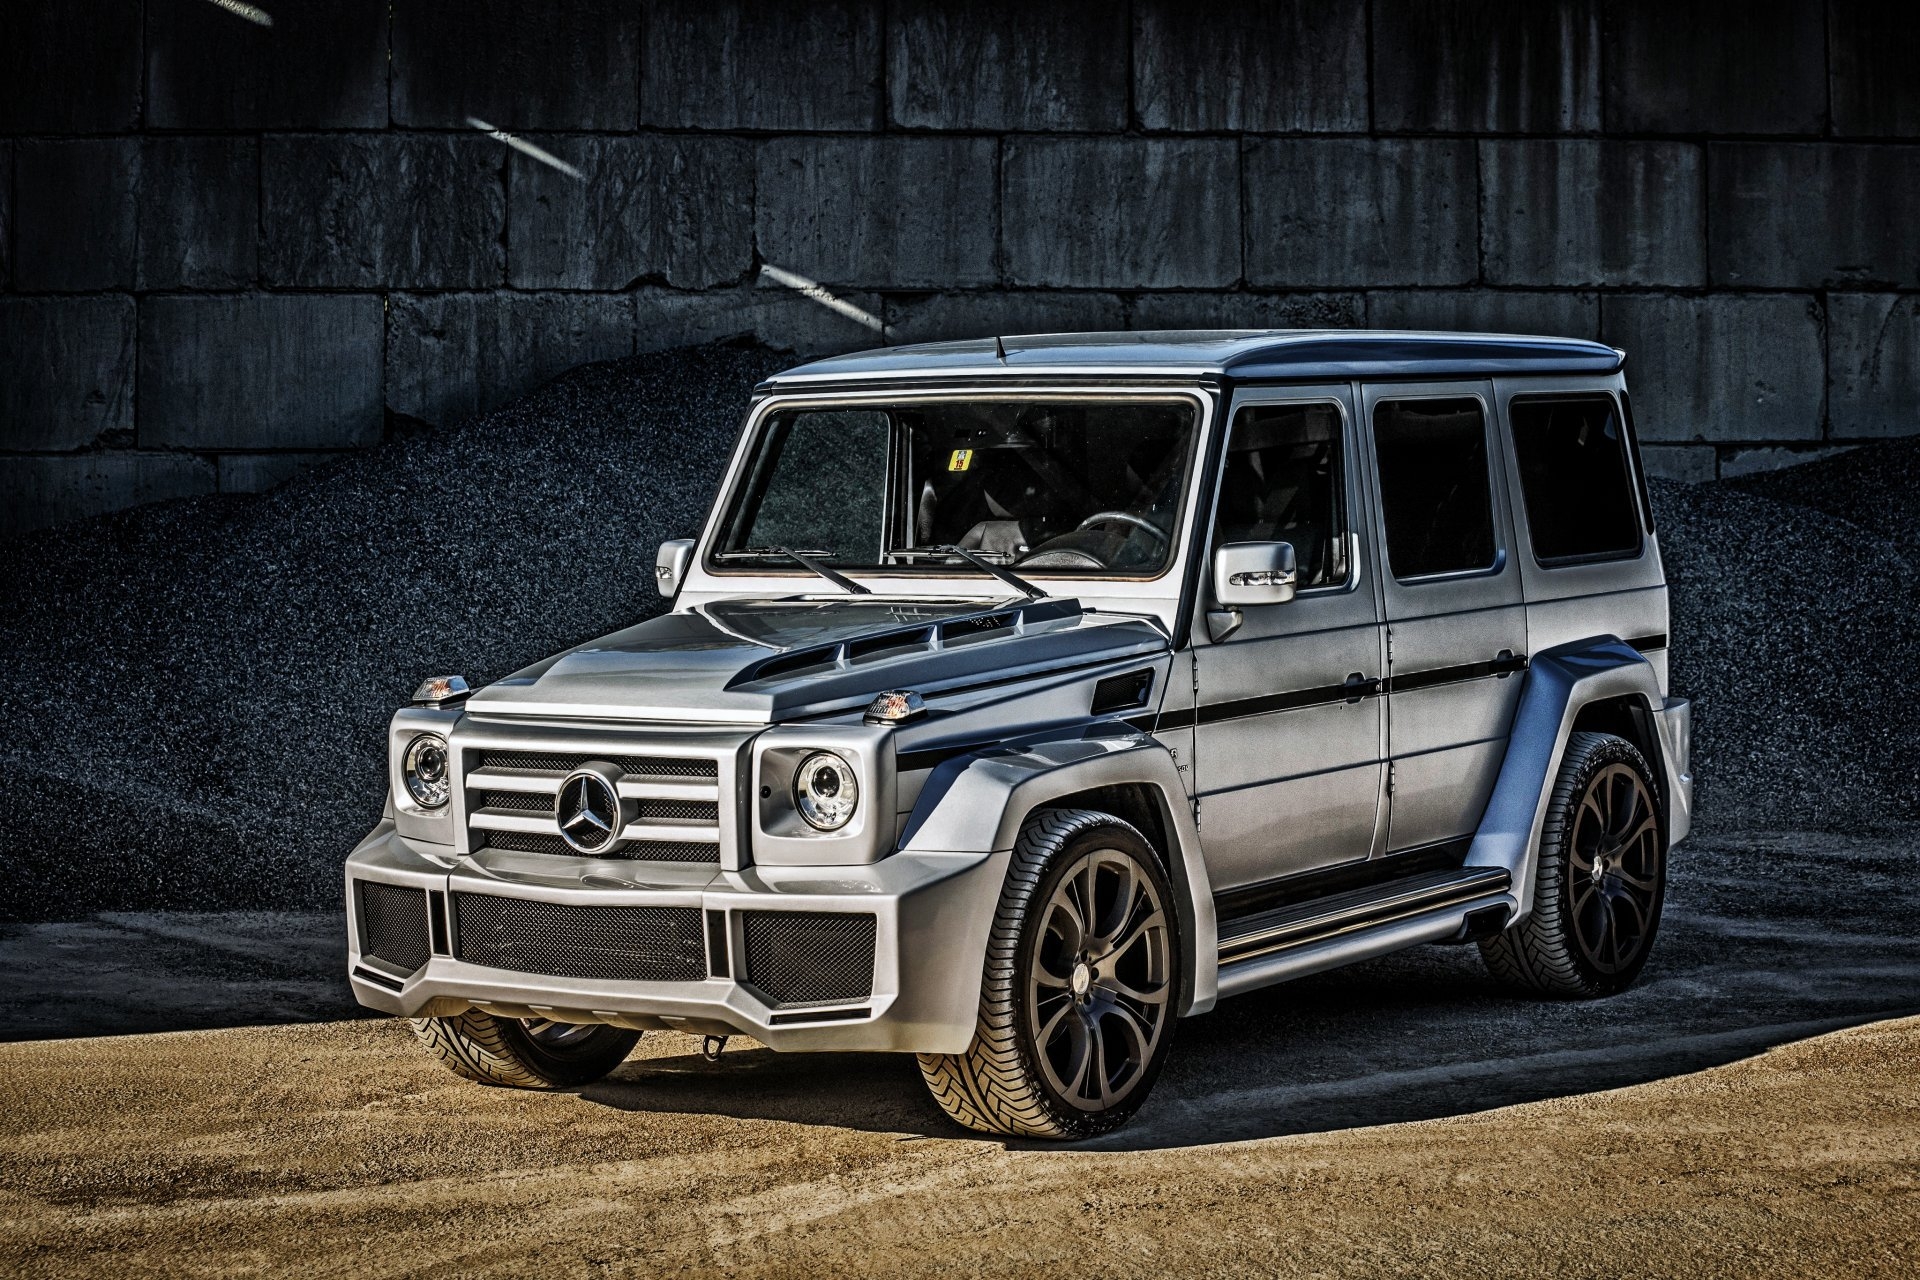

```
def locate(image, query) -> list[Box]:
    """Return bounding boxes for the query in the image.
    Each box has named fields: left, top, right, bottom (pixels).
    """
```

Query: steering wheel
left=1075, top=511, right=1170, bottom=545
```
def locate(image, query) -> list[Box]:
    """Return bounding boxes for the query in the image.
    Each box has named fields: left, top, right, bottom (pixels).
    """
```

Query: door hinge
left=1386, top=761, right=1396, bottom=796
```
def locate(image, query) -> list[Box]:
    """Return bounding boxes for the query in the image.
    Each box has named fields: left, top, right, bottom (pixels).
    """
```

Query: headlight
left=402, top=733, right=451, bottom=809
left=792, top=751, right=858, bottom=831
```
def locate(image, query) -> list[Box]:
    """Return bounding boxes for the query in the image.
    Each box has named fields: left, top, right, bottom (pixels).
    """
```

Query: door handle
left=1491, top=649, right=1526, bottom=678
left=1343, top=672, right=1382, bottom=703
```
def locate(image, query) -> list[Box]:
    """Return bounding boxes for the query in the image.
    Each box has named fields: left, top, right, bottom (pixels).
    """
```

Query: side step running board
left=1217, top=866, right=1513, bottom=968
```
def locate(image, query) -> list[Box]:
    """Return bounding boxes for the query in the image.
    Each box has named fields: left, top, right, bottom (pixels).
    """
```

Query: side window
left=1371, top=397, right=1497, bottom=579
left=1509, top=395, right=1643, bottom=563
left=1213, top=402, right=1348, bottom=590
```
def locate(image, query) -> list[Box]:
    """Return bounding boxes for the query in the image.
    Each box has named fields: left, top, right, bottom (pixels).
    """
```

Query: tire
left=917, top=808, right=1182, bottom=1140
left=409, top=1011, right=640, bottom=1088
left=1480, top=730, right=1667, bottom=999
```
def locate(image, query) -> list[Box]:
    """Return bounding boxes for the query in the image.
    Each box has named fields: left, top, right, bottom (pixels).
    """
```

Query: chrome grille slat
left=476, top=831, right=721, bottom=862
left=476, top=750, right=716, bottom=779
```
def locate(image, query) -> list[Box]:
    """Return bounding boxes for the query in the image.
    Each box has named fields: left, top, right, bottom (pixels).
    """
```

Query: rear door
left=1360, top=382, right=1528, bottom=855
left=1188, top=385, right=1388, bottom=893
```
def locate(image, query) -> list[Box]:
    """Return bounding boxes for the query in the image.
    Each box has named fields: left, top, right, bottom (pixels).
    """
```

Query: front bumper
left=345, top=823, right=1008, bottom=1054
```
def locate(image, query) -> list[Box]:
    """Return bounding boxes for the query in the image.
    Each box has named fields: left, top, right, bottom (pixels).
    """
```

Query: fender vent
left=357, top=881, right=431, bottom=974
left=1092, top=667, right=1154, bottom=714
left=741, top=912, right=877, bottom=1007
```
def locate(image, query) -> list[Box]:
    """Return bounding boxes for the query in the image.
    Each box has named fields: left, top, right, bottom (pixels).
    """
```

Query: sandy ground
left=2, top=829, right=1917, bottom=1277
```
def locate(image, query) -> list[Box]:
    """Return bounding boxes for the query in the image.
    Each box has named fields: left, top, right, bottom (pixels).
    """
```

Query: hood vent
left=726, top=598, right=1082, bottom=690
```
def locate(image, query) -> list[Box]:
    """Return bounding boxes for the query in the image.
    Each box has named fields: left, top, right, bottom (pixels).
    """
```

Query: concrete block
left=1481, top=141, right=1703, bottom=287
left=262, top=136, right=505, bottom=289
left=386, top=293, right=633, bottom=428
left=1830, top=1, right=1920, bottom=137
left=216, top=452, right=350, bottom=494
left=882, top=293, right=1129, bottom=346
left=633, top=285, right=883, bottom=358
left=1372, top=0, right=1600, bottom=133
left=1133, top=0, right=1366, bottom=132
left=393, top=0, right=640, bottom=129
left=1, top=142, right=10, bottom=291
left=1718, top=445, right=1855, bottom=480
left=1365, top=289, right=1598, bottom=339
left=1709, top=144, right=1920, bottom=290
left=137, top=137, right=258, bottom=290
left=1245, top=140, right=1477, bottom=288
left=144, top=0, right=386, bottom=128
left=888, top=1, right=1127, bottom=131
left=0, top=454, right=217, bottom=538
left=1129, top=292, right=1364, bottom=331
left=643, top=1, right=882, bottom=130
left=1603, top=0, right=1825, bottom=134
left=0, top=0, right=140, bottom=132
left=1828, top=294, right=1920, bottom=440
left=0, top=297, right=136, bottom=451
left=757, top=138, right=998, bottom=289
left=139, top=295, right=384, bottom=450
left=13, top=140, right=138, bottom=292
left=511, top=136, right=752, bottom=291
left=1004, top=140, right=1239, bottom=289
left=1638, top=445, right=1716, bottom=484
left=1601, top=294, right=1824, bottom=444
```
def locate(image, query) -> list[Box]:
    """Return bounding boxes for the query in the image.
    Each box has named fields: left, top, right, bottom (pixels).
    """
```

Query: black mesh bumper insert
left=358, top=881, right=431, bottom=974
left=742, top=912, right=878, bottom=1007
left=453, top=894, right=707, bottom=983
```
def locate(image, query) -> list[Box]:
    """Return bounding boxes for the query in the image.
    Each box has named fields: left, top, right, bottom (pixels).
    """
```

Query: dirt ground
left=3, top=829, right=1917, bottom=1277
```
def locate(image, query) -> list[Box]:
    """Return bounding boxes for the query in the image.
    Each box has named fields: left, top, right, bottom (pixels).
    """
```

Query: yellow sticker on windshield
left=948, top=449, right=974, bottom=472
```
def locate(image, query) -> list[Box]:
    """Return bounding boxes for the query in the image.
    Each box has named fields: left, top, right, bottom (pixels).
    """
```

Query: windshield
left=712, top=398, right=1201, bottom=578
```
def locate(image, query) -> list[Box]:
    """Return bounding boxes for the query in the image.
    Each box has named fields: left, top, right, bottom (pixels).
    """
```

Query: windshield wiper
left=719, top=546, right=871, bottom=595
left=930, top=545, right=1046, bottom=600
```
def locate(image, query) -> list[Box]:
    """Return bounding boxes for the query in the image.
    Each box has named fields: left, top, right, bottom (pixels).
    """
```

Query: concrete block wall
left=2, top=0, right=1917, bottom=533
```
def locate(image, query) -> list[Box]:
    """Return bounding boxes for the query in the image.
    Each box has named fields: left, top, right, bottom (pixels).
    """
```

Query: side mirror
left=655, top=538, right=695, bottom=599
left=1213, top=541, right=1297, bottom=607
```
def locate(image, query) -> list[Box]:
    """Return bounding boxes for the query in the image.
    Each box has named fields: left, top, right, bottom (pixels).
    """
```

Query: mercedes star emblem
left=556, top=767, right=623, bottom=854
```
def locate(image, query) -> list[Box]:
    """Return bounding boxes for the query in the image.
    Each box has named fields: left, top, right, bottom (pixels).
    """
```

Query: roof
left=766, top=329, right=1625, bottom=385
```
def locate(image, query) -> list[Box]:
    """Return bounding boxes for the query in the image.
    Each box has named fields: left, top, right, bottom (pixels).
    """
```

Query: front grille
left=474, top=788, right=552, bottom=812
left=357, top=881, right=431, bottom=973
left=742, top=912, right=877, bottom=1007
left=476, top=830, right=721, bottom=862
left=453, top=893, right=707, bottom=982
left=477, top=750, right=716, bottom=779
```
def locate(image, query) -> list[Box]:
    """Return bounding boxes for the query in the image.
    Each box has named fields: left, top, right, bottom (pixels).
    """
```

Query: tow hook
left=701, top=1035, right=729, bottom=1062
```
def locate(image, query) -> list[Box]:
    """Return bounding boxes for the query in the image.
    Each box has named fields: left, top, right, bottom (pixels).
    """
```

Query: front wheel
left=918, top=808, right=1182, bottom=1139
left=410, top=1011, right=640, bottom=1088
left=1480, top=731, right=1667, bottom=998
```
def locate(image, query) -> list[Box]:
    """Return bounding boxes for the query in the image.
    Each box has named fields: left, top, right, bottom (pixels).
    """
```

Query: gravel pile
left=0, top=343, right=783, bottom=920
left=2, top=353, right=1915, bottom=921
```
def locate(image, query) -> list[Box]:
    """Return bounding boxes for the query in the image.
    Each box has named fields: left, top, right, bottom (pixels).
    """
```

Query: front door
left=1361, top=383, right=1529, bottom=854
left=1189, top=387, right=1388, bottom=896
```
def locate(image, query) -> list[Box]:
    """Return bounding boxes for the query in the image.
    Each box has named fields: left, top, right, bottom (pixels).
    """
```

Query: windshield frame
left=698, top=386, right=1218, bottom=594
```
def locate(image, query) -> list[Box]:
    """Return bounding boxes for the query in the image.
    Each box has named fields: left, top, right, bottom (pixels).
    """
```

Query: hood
left=464, top=596, right=1170, bottom=724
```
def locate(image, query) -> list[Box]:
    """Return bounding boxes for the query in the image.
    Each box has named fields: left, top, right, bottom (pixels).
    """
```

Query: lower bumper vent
left=358, top=881, right=431, bottom=974
left=453, top=894, right=707, bottom=983
left=742, top=912, right=877, bottom=1007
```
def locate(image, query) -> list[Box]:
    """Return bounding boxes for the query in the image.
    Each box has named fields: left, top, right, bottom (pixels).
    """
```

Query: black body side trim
left=1214, top=836, right=1473, bottom=925
left=1626, top=632, right=1668, bottom=653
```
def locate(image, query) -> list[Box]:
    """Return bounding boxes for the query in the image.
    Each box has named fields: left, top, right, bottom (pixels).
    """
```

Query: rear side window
left=1371, top=398, right=1497, bottom=579
left=1509, top=395, right=1643, bottom=563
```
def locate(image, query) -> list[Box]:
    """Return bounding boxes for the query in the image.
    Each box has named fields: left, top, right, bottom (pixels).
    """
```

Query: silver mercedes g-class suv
left=346, top=330, right=1691, bottom=1139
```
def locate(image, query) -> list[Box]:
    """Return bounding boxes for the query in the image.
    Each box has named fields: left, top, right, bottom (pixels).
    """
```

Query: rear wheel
left=918, top=808, right=1181, bottom=1139
left=1480, top=731, right=1667, bottom=998
left=410, top=1011, right=640, bottom=1088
